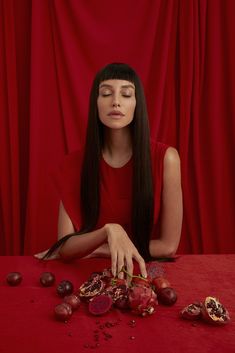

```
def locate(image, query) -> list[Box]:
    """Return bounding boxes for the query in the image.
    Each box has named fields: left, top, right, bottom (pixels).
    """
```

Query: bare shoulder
left=164, top=147, right=180, bottom=167
left=163, top=147, right=181, bottom=184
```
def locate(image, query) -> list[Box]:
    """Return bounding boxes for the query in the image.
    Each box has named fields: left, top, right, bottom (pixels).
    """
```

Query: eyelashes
left=100, top=93, right=132, bottom=98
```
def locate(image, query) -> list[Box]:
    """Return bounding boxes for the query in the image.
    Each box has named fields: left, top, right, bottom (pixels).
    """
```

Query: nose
left=112, top=95, right=120, bottom=107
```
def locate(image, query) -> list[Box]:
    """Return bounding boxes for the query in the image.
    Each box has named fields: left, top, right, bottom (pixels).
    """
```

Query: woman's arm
left=58, top=201, right=75, bottom=237
left=149, top=147, right=183, bottom=257
left=58, top=203, right=146, bottom=277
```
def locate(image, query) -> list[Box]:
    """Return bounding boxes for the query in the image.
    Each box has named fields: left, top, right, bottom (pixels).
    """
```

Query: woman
left=35, top=63, right=183, bottom=279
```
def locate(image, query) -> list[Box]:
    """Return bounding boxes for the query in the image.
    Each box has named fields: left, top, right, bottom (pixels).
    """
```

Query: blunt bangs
left=96, top=63, right=137, bottom=85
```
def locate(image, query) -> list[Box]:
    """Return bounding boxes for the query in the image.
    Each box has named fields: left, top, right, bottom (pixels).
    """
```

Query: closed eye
left=101, top=93, right=112, bottom=97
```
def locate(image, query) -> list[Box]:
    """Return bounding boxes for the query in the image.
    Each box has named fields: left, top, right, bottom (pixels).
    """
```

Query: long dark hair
left=44, top=63, right=153, bottom=260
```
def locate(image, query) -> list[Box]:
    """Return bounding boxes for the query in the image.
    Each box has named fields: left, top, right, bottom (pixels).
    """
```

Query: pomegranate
left=6, top=272, right=22, bottom=286
left=181, top=302, right=203, bottom=320
left=131, top=276, right=151, bottom=288
left=79, top=277, right=105, bottom=299
left=56, top=280, right=74, bottom=297
left=152, top=277, right=170, bottom=291
left=54, top=302, right=72, bottom=322
left=129, top=285, right=157, bottom=316
left=105, top=283, right=130, bottom=310
left=202, top=296, right=230, bottom=325
left=111, top=278, right=127, bottom=286
left=88, top=294, right=113, bottom=315
left=40, top=272, right=55, bottom=287
left=157, top=287, right=177, bottom=306
left=63, top=294, right=80, bottom=310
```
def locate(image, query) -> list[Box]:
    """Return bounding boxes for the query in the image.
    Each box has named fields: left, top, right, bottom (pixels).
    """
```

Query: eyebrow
left=99, top=83, right=135, bottom=90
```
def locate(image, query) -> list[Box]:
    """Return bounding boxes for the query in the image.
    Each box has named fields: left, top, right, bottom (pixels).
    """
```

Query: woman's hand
left=104, top=223, right=147, bottom=279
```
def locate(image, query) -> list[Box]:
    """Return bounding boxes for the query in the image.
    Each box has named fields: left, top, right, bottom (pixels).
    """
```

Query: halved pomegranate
left=202, top=296, right=230, bottom=325
left=88, top=294, right=113, bottom=315
left=79, top=277, right=105, bottom=299
left=181, top=302, right=203, bottom=320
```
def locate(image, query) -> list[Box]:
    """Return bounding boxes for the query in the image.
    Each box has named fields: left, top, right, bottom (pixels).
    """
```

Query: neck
left=102, top=127, right=132, bottom=167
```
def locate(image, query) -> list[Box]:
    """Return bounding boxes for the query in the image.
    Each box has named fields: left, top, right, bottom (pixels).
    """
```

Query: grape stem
left=120, top=267, right=148, bottom=281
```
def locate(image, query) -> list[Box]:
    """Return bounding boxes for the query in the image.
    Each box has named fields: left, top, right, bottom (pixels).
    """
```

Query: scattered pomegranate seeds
left=82, top=318, right=137, bottom=348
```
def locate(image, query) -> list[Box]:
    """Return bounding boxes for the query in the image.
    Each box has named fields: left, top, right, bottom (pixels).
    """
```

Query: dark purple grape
left=6, top=272, right=22, bottom=286
left=40, top=272, right=55, bottom=287
left=56, top=280, right=74, bottom=297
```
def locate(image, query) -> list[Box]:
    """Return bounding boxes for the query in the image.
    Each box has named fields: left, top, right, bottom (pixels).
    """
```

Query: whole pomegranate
left=6, top=272, right=22, bottom=286
left=129, top=285, right=157, bottom=316
left=131, top=276, right=151, bottom=288
left=54, top=302, right=72, bottom=322
left=157, top=287, right=177, bottom=306
left=152, top=277, right=171, bottom=291
left=40, top=272, right=55, bottom=287
left=63, top=294, right=80, bottom=310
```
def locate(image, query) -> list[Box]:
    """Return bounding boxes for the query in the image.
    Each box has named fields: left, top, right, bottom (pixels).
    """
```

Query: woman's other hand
left=34, top=249, right=60, bottom=260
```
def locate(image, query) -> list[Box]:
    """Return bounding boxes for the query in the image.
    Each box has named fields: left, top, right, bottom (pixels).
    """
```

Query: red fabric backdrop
left=1, top=0, right=235, bottom=255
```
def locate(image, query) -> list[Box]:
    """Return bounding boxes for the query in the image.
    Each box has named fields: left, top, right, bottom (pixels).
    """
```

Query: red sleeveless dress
left=53, top=141, right=169, bottom=239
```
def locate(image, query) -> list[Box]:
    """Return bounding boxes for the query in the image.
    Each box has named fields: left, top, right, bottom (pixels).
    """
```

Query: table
left=0, top=255, right=235, bottom=353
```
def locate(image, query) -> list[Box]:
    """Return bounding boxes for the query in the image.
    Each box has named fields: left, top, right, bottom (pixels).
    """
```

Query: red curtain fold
left=1, top=0, right=235, bottom=255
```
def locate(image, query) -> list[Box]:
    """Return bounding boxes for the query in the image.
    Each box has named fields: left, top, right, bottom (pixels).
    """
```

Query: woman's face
left=97, top=79, right=136, bottom=129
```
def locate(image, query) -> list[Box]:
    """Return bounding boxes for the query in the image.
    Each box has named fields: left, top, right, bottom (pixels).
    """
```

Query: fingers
left=34, top=250, right=60, bottom=261
left=125, top=257, right=134, bottom=284
left=134, top=253, right=147, bottom=278
left=111, top=250, right=146, bottom=279
left=34, top=251, right=47, bottom=259
left=110, top=250, right=117, bottom=277
left=117, top=254, right=125, bottom=278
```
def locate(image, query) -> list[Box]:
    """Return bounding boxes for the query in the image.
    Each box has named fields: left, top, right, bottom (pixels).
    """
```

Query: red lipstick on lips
left=108, top=110, right=125, bottom=117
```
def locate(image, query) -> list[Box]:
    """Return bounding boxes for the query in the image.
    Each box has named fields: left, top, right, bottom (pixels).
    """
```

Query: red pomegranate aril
left=54, top=302, right=73, bottom=322
left=40, top=272, right=55, bottom=287
left=6, top=272, right=22, bottom=286
left=56, top=280, right=74, bottom=297
left=63, top=294, right=80, bottom=310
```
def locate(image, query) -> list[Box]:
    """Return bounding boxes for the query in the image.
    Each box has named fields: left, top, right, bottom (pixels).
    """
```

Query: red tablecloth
left=0, top=255, right=235, bottom=353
